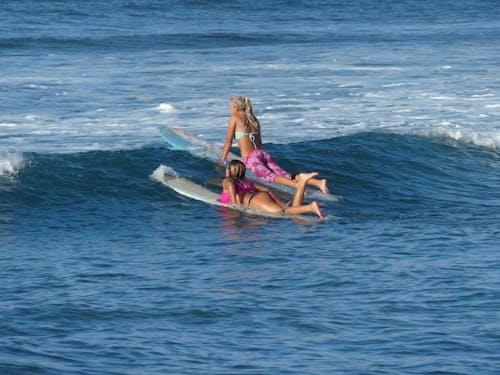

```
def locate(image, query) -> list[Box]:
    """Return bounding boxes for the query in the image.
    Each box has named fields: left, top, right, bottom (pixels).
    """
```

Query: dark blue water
left=1, top=0, right=500, bottom=374
left=2, top=135, right=499, bottom=374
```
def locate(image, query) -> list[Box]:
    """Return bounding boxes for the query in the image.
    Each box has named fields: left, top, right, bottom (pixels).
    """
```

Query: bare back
left=231, top=113, right=261, bottom=158
left=220, top=98, right=262, bottom=162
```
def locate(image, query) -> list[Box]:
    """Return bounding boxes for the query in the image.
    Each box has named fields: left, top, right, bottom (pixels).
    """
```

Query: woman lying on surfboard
left=219, top=160, right=324, bottom=218
left=219, top=95, right=329, bottom=194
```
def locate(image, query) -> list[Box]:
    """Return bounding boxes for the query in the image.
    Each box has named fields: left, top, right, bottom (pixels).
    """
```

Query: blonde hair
left=230, top=95, right=261, bottom=131
left=227, top=159, right=246, bottom=182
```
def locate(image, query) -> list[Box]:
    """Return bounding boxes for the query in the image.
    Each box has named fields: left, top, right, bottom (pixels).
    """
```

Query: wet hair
left=227, top=159, right=246, bottom=182
left=230, top=95, right=261, bottom=131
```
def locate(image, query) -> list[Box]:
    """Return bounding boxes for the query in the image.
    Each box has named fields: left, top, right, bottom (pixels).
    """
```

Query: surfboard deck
left=158, top=125, right=342, bottom=202
left=152, top=166, right=322, bottom=222
left=159, top=125, right=234, bottom=162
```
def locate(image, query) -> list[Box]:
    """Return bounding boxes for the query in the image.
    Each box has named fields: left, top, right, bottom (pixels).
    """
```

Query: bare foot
left=295, top=172, right=319, bottom=183
left=311, top=201, right=325, bottom=218
left=318, top=179, right=329, bottom=194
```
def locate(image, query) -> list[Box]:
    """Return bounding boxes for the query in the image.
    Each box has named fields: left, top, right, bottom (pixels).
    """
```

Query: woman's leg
left=247, top=192, right=286, bottom=214
left=290, top=172, right=312, bottom=206
left=307, top=177, right=329, bottom=194
left=284, top=201, right=324, bottom=218
left=248, top=174, right=324, bottom=218
left=246, top=150, right=329, bottom=193
left=264, top=152, right=329, bottom=193
left=285, top=173, right=324, bottom=218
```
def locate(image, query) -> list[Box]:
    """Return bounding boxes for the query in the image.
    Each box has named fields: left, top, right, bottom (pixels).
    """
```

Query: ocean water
left=1, top=1, right=499, bottom=374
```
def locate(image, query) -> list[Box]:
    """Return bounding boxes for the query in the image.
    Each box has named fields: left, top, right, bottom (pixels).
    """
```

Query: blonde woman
left=219, top=160, right=324, bottom=218
left=220, top=95, right=328, bottom=193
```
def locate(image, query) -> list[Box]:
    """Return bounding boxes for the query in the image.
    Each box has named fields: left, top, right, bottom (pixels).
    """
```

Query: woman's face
left=230, top=99, right=244, bottom=114
left=229, top=100, right=237, bottom=113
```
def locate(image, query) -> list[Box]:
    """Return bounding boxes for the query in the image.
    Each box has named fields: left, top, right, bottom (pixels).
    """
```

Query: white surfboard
left=159, top=125, right=342, bottom=202
left=151, top=166, right=322, bottom=222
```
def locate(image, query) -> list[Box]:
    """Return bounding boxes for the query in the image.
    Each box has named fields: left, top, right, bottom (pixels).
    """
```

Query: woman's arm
left=222, top=178, right=238, bottom=204
left=220, top=117, right=236, bottom=162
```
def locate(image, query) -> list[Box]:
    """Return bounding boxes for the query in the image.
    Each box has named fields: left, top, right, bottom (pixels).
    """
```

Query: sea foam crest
left=420, top=125, right=500, bottom=151
left=150, top=165, right=178, bottom=183
left=157, top=103, right=176, bottom=113
left=0, top=152, right=25, bottom=179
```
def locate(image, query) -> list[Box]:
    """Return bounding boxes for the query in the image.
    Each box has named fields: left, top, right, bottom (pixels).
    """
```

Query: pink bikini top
left=218, top=180, right=255, bottom=204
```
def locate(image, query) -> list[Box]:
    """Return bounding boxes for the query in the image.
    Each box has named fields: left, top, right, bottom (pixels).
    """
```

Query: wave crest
left=150, top=165, right=178, bottom=183
left=0, top=152, right=26, bottom=179
left=418, top=125, right=500, bottom=151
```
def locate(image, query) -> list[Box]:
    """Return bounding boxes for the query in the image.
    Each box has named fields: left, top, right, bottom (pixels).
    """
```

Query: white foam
left=0, top=152, right=25, bottom=179
left=471, top=94, right=494, bottom=98
left=26, top=84, right=48, bottom=89
left=157, top=103, right=176, bottom=113
left=150, top=165, right=177, bottom=183
left=2, top=59, right=499, bottom=155
left=381, top=83, right=405, bottom=88
left=349, top=66, right=402, bottom=71
left=25, top=115, right=41, bottom=121
left=417, top=125, right=500, bottom=150
left=429, top=96, right=455, bottom=100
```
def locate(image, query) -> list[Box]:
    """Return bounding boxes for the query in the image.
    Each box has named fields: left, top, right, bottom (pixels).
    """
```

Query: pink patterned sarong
left=243, top=149, right=292, bottom=183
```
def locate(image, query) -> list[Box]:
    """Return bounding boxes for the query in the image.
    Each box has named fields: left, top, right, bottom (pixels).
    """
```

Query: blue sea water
left=1, top=0, right=499, bottom=374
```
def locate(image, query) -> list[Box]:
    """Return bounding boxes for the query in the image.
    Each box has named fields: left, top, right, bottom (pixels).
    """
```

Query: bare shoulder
left=231, top=112, right=245, bottom=126
left=226, top=114, right=239, bottom=133
left=221, top=177, right=234, bottom=189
